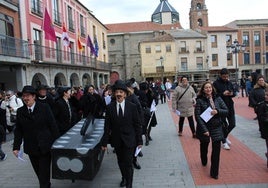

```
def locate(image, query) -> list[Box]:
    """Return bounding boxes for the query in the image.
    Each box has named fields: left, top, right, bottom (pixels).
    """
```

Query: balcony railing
left=28, top=44, right=111, bottom=71
left=194, top=46, right=204, bottom=53
left=0, top=34, right=29, bottom=59
left=179, top=47, right=189, bottom=53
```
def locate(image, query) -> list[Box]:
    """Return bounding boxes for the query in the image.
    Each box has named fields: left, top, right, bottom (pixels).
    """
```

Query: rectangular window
left=56, top=37, right=62, bottom=62
left=70, top=41, right=75, bottom=64
left=53, top=0, right=61, bottom=25
left=102, top=32, right=106, bottom=49
left=145, top=46, right=151, bottom=53
left=33, top=29, right=42, bottom=60
left=0, top=13, right=14, bottom=36
left=155, top=45, right=161, bottom=53
left=266, top=31, right=268, bottom=46
left=227, top=53, right=233, bottom=66
left=211, top=35, right=217, bottom=48
left=80, top=15, right=85, bottom=37
left=255, top=52, right=261, bottom=64
left=243, top=32, right=249, bottom=46
left=195, top=41, right=202, bottom=52
left=31, top=0, right=42, bottom=16
left=254, top=31, right=261, bottom=46
left=181, top=57, right=187, bottom=71
left=212, top=54, right=218, bottom=66
left=196, top=57, right=203, bottom=70
left=226, top=34, right=232, bottom=46
left=166, top=44, right=171, bottom=52
left=68, top=6, right=74, bottom=32
left=180, top=41, right=187, bottom=53
left=244, top=53, right=250, bottom=64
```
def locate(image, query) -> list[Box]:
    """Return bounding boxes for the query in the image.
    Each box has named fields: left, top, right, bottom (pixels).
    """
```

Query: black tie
left=28, top=108, right=32, bottom=114
left=118, top=104, right=123, bottom=117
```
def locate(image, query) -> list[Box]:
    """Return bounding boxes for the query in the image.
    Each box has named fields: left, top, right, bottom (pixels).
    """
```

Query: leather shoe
left=120, top=178, right=126, bottom=187
left=148, top=136, right=153, bottom=141
left=210, top=175, right=218, bottom=179
left=133, top=160, right=141, bottom=169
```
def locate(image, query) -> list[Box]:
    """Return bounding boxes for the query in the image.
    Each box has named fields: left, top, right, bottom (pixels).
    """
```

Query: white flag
left=150, top=100, right=157, bottom=112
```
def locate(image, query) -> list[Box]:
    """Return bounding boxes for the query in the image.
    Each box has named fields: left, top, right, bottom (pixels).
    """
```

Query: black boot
left=133, top=158, right=141, bottom=169
left=120, top=177, right=126, bottom=187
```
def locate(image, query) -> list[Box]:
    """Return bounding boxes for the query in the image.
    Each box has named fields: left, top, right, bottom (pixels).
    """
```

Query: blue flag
left=94, top=36, right=99, bottom=57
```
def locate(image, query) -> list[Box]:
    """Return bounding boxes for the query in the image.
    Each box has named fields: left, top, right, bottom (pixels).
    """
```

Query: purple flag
left=87, top=35, right=96, bottom=56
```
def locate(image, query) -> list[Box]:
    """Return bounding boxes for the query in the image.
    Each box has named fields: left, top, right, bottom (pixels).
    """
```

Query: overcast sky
left=81, top=0, right=267, bottom=28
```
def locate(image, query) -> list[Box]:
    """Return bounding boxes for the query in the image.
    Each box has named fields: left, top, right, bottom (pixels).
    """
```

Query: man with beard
left=101, top=80, right=143, bottom=188
left=213, top=68, right=236, bottom=150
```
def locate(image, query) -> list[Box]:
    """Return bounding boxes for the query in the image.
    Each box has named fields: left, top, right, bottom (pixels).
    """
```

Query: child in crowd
left=256, top=87, right=268, bottom=168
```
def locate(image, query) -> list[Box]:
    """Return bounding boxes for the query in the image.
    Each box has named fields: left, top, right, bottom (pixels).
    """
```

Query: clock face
left=197, top=12, right=202, bottom=16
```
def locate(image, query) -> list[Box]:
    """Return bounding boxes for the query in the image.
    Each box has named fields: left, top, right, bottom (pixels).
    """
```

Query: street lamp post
left=160, top=56, right=164, bottom=82
left=226, top=39, right=245, bottom=83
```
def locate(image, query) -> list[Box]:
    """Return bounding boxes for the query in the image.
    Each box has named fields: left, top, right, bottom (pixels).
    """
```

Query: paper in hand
left=200, top=106, right=213, bottom=123
left=175, top=110, right=180, bottom=116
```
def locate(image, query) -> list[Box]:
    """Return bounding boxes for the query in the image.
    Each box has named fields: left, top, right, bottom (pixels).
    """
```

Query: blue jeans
left=166, top=90, right=170, bottom=100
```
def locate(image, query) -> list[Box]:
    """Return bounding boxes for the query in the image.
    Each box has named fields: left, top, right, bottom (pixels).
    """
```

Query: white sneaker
left=226, top=138, right=231, bottom=145
left=222, top=143, right=230, bottom=150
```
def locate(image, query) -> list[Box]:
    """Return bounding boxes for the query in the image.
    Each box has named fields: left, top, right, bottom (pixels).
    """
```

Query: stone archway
left=70, top=73, right=80, bottom=87
left=31, top=73, right=48, bottom=88
left=82, top=73, right=91, bottom=87
left=54, top=72, right=67, bottom=88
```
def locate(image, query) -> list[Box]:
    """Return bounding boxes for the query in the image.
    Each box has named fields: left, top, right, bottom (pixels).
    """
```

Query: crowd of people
left=0, top=68, right=268, bottom=187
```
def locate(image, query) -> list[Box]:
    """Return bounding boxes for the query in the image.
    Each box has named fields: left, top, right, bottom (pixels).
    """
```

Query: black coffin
left=51, top=118, right=105, bottom=181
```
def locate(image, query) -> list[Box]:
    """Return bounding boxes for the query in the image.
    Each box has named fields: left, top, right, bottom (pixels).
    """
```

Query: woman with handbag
left=194, top=82, right=228, bottom=179
left=172, top=76, right=196, bottom=137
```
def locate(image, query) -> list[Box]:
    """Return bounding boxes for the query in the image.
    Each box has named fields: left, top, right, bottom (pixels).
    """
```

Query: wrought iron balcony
left=28, top=44, right=111, bottom=71
left=0, top=34, right=30, bottom=60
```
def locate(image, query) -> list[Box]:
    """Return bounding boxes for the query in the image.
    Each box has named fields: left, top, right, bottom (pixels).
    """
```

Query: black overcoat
left=13, top=101, right=59, bottom=154
left=102, top=100, right=143, bottom=148
left=195, top=95, right=229, bottom=142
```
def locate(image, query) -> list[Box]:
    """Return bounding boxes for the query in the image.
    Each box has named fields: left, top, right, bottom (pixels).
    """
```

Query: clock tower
left=189, top=0, right=208, bottom=30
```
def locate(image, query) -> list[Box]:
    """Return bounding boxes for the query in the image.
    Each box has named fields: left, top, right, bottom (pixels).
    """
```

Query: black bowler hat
left=22, top=85, right=36, bottom=94
left=113, top=80, right=128, bottom=93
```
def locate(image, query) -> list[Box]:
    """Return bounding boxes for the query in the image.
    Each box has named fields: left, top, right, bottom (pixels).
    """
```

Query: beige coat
left=172, top=84, right=196, bottom=117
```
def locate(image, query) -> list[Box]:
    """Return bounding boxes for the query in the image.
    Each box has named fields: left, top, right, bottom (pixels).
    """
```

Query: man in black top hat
left=13, top=85, right=59, bottom=188
left=102, top=80, right=143, bottom=188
